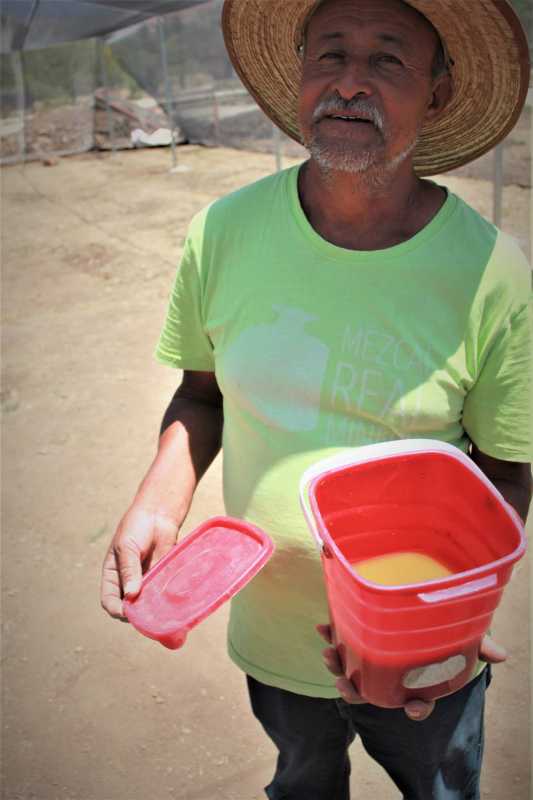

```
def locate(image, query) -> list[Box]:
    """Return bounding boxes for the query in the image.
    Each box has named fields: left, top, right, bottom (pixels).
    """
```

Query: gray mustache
left=313, top=97, right=384, bottom=131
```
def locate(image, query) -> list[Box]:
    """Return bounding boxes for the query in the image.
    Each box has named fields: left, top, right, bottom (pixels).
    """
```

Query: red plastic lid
left=123, top=516, right=274, bottom=649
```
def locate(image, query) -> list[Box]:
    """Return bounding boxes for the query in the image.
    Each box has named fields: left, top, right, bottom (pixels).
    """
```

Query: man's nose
left=334, top=58, right=373, bottom=101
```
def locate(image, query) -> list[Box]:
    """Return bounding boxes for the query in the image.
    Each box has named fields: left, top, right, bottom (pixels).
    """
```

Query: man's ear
left=426, top=73, right=453, bottom=123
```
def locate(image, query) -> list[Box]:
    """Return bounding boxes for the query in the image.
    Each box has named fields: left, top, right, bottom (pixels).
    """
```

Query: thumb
left=115, top=540, right=143, bottom=599
left=404, top=698, right=436, bottom=722
left=479, top=634, right=507, bottom=664
left=316, top=624, right=333, bottom=644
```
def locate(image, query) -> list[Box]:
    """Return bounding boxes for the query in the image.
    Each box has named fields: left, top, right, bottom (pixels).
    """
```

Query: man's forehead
left=306, top=0, right=438, bottom=46
left=313, top=28, right=409, bottom=48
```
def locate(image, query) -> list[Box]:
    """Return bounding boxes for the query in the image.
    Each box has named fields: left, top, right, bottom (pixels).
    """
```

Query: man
left=101, top=1, right=532, bottom=797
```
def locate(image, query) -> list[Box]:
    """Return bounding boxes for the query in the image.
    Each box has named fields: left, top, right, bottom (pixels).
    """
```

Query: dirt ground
left=1, top=145, right=531, bottom=800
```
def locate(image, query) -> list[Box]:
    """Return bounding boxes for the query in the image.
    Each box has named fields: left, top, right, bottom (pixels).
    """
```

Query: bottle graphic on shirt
left=222, top=305, right=329, bottom=432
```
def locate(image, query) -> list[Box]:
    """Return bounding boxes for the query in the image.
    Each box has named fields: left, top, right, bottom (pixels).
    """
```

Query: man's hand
left=317, top=624, right=506, bottom=721
left=100, top=506, right=179, bottom=621
left=100, top=371, right=223, bottom=623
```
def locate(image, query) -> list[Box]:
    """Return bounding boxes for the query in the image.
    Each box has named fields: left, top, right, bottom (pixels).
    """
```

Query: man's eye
left=376, top=53, right=403, bottom=66
left=318, top=51, right=344, bottom=61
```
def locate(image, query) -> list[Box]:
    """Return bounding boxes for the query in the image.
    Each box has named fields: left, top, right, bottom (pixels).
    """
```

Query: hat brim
left=222, top=0, right=530, bottom=176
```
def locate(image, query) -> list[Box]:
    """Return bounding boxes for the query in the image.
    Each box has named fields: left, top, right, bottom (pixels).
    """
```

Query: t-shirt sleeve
left=155, top=220, right=215, bottom=372
left=462, top=293, right=532, bottom=463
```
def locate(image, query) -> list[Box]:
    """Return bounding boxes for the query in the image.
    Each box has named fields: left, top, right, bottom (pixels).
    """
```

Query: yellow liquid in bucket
left=351, top=552, right=452, bottom=586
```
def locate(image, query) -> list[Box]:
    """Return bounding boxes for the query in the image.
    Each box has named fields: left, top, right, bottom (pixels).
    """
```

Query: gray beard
left=304, top=133, right=418, bottom=188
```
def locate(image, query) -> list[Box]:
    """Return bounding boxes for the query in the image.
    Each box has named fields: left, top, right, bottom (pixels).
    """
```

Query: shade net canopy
left=0, top=0, right=529, bottom=174
left=1, top=0, right=209, bottom=53
left=0, top=0, right=295, bottom=165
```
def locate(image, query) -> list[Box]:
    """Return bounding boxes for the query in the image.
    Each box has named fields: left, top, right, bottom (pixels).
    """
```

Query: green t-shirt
left=156, top=164, right=532, bottom=699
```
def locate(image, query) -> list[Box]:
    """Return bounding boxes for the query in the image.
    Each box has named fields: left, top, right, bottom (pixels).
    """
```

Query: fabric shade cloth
left=1, top=0, right=209, bottom=53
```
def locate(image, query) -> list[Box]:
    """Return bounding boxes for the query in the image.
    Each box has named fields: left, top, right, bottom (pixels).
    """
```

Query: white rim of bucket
left=299, top=439, right=526, bottom=595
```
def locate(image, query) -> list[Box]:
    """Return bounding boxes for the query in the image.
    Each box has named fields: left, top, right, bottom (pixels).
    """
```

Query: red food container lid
left=123, top=516, right=274, bottom=649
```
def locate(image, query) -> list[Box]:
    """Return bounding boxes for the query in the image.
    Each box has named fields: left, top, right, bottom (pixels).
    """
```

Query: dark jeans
left=247, top=667, right=490, bottom=800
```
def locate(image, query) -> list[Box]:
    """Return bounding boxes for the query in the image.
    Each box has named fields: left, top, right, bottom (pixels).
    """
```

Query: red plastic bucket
left=300, top=440, right=526, bottom=708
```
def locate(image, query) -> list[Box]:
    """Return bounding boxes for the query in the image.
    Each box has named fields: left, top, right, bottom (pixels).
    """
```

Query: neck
left=298, top=158, right=445, bottom=251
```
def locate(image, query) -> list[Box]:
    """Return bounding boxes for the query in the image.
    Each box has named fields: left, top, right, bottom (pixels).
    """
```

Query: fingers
left=318, top=622, right=479, bottom=722
left=400, top=632, right=506, bottom=721
left=319, top=628, right=364, bottom=704
left=319, top=624, right=362, bottom=703
left=479, top=634, right=507, bottom=664
left=115, top=537, right=143, bottom=599
left=318, top=625, right=342, bottom=677
left=322, top=647, right=344, bottom=676
left=100, top=509, right=181, bottom=622
left=320, top=632, right=437, bottom=717
left=316, top=623, right=333, bottom=644
left=335, top=677, right=367, bottom=705
left=145, top=516, right=180, bottom=570
left=99, top=512, right=146, bottom=620
left=100, top=548, right=128, bottom=620
left=321, top=641, right=366, bottom=705
left=112, top=508, right=167, bottom=597
left=403, top=633, right=506, bottom=720
left=403, top=699, right=436, bottom=721
left=334, top=671, right=436, bottom=717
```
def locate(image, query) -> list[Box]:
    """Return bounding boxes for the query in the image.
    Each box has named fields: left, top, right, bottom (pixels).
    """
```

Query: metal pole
left=492, top=142, right=503, bottom=228
left=99, top=39, right=116, bottom=154
left=272, top=122, right=282, bottom=172
left=158, top=16, right=177, bottom=171
left=13, top=50, right=26, bottom=164
left=212, top=90, right=220, bottom=144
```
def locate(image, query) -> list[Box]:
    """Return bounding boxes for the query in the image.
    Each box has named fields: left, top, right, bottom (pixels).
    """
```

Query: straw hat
left=222, top=0, right=530, bottom=175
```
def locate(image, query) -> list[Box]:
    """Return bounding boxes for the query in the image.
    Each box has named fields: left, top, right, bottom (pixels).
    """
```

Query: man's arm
left=470, top=444, right=532, bottom=524
left=100, top=370, right=223, bottom=619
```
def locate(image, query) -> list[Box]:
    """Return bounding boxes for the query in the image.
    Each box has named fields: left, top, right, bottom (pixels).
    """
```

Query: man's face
left=298, top=0, right=446, bottom=177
